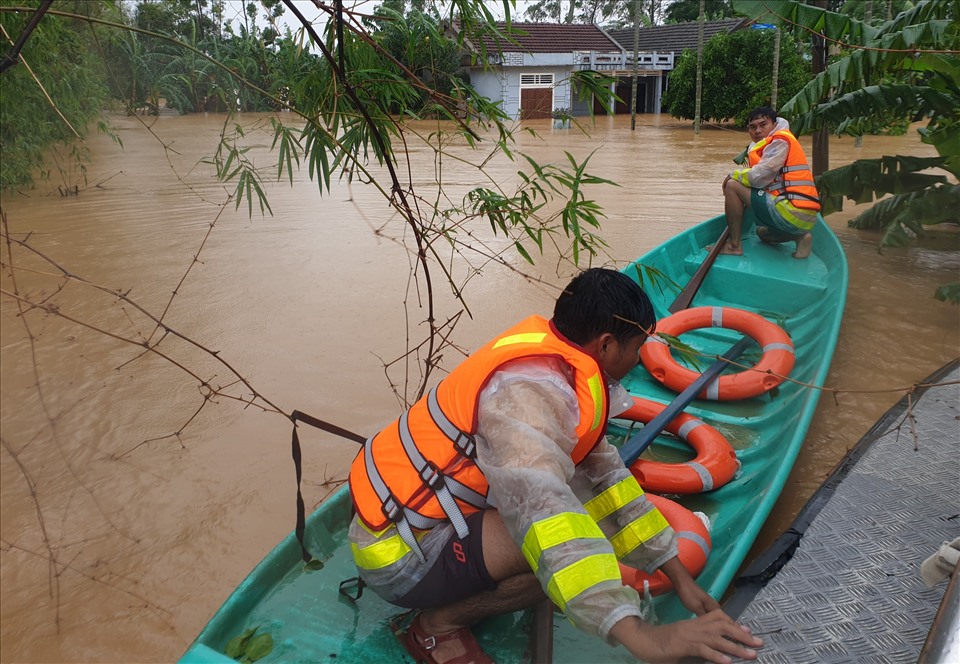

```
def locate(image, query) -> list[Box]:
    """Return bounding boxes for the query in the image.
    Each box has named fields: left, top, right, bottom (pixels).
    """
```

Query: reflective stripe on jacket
left=522, top=474, right=669, bottom=612
left=349, top=315, right=610, bottom=562
left=748, top=129, right=821, bottom=221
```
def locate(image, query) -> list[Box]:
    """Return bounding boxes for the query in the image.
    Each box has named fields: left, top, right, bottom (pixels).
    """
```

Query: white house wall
left=468, top=53, right=585, bottom=120
left=469, top=70, right=508, bottom=114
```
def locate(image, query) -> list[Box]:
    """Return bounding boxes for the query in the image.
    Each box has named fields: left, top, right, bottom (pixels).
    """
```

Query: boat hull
left=182, top=212, right=848, bottom=663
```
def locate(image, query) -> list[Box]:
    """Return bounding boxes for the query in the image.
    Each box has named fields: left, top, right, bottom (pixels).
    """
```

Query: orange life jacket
left=749, top=129, right=821, bottom=211
left=349, top=315, right=609, bottom=560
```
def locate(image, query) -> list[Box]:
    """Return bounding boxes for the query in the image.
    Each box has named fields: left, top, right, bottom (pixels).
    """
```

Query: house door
left=520, top=88, right=553, bottom=120
left=608, top=79, right=646, bottom=114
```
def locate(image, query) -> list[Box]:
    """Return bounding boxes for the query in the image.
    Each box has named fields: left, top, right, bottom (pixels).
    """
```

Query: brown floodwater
left=1, top=112, right=957, bottom=663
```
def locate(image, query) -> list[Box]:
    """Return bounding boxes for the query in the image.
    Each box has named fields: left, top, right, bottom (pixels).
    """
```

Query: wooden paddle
left=668, top=226, right=730, bottom=314
left=618, top=336, right=751, bottom=466
left=530, top=599, right=554, bottom=663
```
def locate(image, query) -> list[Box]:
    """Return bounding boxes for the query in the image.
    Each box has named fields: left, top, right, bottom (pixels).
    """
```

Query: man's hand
left=658, top=556, right=719, bottom=616
left=610, top=611, right=762, bottom=664
left=673, top=573, right=721, bottom=616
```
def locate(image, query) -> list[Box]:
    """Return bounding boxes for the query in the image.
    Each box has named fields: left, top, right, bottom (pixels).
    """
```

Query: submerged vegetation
left=0, top=1, right=109, bottom=189
left=0, top=3, right=956, bottom=661
left=0, top=0, right=626, bottom=404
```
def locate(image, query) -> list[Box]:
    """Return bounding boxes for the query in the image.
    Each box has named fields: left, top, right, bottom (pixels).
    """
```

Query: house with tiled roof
left=461, top=20, right=748, bottom=121
left=461, top=22, right=629, bottom=120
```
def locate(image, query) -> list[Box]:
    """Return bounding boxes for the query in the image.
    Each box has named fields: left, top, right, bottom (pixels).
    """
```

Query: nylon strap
left=290, top=420, right=312, bottom=563
left=398, top=411, right=472, bottom=540
left=427, top=387, right=478, bottom=458
left=779, top=191, right=822, bottom=204
left=363, top=434, right=430, bottom=563
left=288, top=410, right=366, bottom=564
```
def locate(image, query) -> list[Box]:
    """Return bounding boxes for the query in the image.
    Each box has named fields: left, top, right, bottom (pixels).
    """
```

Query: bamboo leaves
left=208, top=125, right=272, bottom=217
left=460, top=151, right=613, bottom=264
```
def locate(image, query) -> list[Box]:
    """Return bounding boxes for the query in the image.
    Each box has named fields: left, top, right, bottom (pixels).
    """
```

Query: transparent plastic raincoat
left=348, top=355, right=678, bottom=643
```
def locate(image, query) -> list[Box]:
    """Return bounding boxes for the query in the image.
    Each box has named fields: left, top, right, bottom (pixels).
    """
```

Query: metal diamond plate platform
left=728, top=362, right=959, bottom=663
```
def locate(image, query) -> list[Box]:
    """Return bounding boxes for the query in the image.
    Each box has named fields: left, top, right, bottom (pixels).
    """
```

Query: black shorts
left=393, top=511, right=497, bottom=609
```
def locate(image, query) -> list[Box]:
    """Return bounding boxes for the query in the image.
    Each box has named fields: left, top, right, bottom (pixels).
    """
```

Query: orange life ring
left=640, top=306, right=794, bottom=401
left=619, top=494, right=711, bottom=596
left=619, top=396, right=738, bottom=494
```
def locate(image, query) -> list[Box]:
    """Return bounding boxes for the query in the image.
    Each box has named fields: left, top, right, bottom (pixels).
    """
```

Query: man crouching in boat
left=347, top=268, right=762, bottom=663
left=718, top=106, right=821, bottom=259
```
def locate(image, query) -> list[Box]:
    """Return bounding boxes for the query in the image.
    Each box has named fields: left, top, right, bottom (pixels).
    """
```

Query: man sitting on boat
left=347, top=268, right=762, bottom=664
left=717, top=106, right=821, bottom=259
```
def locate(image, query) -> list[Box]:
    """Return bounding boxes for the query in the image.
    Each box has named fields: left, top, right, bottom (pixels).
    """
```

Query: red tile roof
left=471, top=22, right=623, bottom=54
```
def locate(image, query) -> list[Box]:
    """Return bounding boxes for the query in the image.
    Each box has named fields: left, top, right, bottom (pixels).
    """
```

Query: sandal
left=393, top=612, right=494, bottom=664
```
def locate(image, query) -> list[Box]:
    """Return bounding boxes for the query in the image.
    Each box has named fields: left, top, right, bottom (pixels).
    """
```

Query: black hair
left=747, top=106, right=778, bottom=124
left=553, top=268, right=655, bottom=346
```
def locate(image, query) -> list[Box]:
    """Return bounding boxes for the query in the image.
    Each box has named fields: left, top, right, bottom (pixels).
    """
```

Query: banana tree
left=736, top=0, right=959, bottom=302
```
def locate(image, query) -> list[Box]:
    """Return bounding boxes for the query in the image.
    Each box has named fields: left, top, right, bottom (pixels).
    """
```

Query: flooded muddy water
left=1, top=112, right=957, bottom=662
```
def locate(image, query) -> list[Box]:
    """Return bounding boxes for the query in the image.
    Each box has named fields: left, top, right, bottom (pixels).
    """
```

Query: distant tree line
left=0, top=0, right=471, bottom=188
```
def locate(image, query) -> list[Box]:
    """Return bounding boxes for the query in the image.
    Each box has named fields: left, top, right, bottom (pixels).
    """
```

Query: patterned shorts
left=750, top=189, right=807, bottom=240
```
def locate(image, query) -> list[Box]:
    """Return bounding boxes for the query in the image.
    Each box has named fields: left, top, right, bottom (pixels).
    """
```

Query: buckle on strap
left=381, top=496, right=402, bottom=522
left=427, top=387, right=477, bottom=459
left=418, top=461, right=444, bottom=489
left=454, top=432, right=477, bottom=459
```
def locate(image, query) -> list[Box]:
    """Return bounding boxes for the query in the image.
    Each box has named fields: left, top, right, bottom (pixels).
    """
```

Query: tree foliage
left=368, top=7, right=467, bottom=113
left=519, top=0, right=672, bottom=26
left=0, top=0, right=623, bottom=397
left=662, top=27, right=811, bottom=125
left=664, top=0, right=736, bottom=24
left=0, top=1, right=110, bottom=188
left=736, top=0, right=959, bottom=301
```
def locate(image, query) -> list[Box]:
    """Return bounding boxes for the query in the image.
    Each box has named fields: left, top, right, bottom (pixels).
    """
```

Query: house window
left=520, top=73, right=554, bottom=88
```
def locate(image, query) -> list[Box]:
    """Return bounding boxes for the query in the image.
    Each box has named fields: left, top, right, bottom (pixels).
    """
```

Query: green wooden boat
left=181, top=211, right=847, bottom=663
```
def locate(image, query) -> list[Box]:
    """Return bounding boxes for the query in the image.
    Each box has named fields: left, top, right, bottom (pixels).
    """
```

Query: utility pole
left=770, top=26, right=780, bottom=109
left=855, top=1, right=872, bottom=148
left=694, top=0, right=705, bottom=135
left=810, top=0, right=830, bottom=176
left=630, top=0, right=641, bottom=130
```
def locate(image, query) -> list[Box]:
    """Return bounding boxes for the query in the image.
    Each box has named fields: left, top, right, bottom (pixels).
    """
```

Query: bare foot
left=756, top=226, right=774, bottom=244
left=793, top=232, right=813, bottom=259
left=716, top=239, right=743, bottom=255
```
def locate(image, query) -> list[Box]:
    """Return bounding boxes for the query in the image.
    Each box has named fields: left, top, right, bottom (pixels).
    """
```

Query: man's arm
left=660, top=555, right=720, bottom=615
left=572, top=437, right=678, bottom=573
left=475, top=360, right=653, bottom=642
left=730, top=137, right=788, bottom=189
